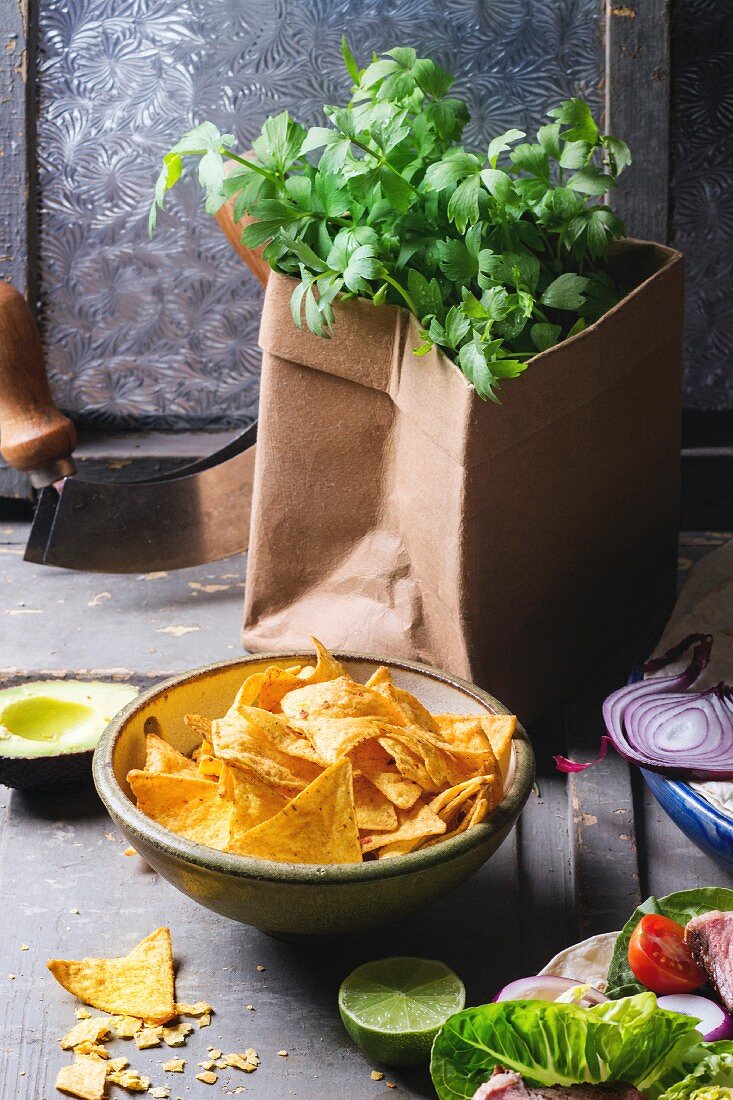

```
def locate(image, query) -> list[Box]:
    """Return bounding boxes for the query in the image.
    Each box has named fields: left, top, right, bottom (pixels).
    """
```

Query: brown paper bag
left=240, top=240, right=682, bottom=723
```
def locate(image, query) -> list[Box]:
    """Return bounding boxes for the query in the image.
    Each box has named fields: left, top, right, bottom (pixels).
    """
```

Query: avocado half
left=0, top=680, right=139, bottom=792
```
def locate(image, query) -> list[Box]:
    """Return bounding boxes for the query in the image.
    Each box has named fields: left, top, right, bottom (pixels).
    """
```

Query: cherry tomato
left=628, top=914, right=706, bottom=995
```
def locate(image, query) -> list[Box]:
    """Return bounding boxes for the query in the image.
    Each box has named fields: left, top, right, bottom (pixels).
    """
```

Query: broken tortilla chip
left=352, top=775, right=399, bottom=832
left=350, top=740, right=423, bottom=810
left=55, top=1057, right=107, bottom=1100
left=144, top=733, right=196, bottom=776
left=226, top=768, right=287, bottom=854
left=47, top=928, right=175, bottom=1025
left=362, top=799, right=447, bottom=854
left=127, top=771, right=232, bottom=851
left=232, top=758, right=362, bottom=864
left=59, top=1016, right=111, bottom=1050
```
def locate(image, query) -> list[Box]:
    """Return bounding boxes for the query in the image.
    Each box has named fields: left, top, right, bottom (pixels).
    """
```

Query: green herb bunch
left=151, top=40, right=630, bottom=400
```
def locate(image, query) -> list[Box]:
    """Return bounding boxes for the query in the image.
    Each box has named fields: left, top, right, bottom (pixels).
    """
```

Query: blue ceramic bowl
left=642, top=770, right=733, bottom=874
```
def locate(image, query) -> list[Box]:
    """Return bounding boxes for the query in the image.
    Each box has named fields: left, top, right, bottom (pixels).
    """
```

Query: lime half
left=338, top=956, right=465, bottom=1068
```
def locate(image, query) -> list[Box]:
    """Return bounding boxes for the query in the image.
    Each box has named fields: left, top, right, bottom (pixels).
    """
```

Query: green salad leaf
left=150, top=39, right=630, bottom=403
left=607, top=889, right=733, bottom=999
left=658, top=1043, right=733, bottom=1100
left=430, top=994, right=702, bottom=1100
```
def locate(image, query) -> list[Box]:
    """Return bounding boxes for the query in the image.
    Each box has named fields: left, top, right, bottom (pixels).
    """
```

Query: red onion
left=493, top=975, right=607, bottom=1006
left=555, top=634, right=733, bottom=781
left=657, top=993, right=733, bottom=1041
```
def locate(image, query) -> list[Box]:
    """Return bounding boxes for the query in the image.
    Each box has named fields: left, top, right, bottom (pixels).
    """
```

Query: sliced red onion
left=657, top=993, right=733, bottom=1041
left=555, top=634, right=733, bottom=781
left=493, top=975, right=607, bottom=1006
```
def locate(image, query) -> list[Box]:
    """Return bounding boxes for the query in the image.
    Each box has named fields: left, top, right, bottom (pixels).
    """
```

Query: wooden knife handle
left=0, top=283, right=77, bottom=484
left=215, top=157, right=270, bottom=288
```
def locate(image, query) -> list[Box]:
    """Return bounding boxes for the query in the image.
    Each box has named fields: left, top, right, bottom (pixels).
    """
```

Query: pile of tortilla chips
left=127, top=640, right=516, bottom=864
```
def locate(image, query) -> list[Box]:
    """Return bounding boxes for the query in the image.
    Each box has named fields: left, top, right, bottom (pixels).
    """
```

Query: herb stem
left=382, top=274, right=419, bottom=315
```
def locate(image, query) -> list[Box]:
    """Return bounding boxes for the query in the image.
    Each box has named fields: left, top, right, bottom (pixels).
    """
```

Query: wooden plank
left=640, top=781, right=733, bottom=898
left=518, top=713, right=577, bottom=967
left=565, top=672, right=641, bottom=935
left=0, top=0, right=30, bottom=292
left=605, top=0, right=671, bottom=242
left=0, top=777, right=525, bottom=1098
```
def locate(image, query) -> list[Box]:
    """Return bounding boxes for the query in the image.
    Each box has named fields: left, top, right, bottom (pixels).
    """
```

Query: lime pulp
left=338, top=956, right=465, bottom=1068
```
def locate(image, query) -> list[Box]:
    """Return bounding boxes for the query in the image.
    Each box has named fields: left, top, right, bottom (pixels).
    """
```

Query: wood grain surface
left=0, top=529, right=732, bottom=1098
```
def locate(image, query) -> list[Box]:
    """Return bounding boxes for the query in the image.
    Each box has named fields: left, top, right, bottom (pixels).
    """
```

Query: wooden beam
left=605, top=0, right=671, bottom=242
left=0, top=0, right=31, bottom=294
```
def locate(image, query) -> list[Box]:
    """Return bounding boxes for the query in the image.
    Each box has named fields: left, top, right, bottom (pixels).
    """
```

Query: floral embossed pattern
left=37, top=0, right=602, bottom=430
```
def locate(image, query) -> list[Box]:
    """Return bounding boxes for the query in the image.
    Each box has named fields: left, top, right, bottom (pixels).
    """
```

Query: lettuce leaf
left=607, top=889, right=733, bottom=999
left=430, top=994, right=703, bottom=1100
left=658, top=1043, right=733, bottom=1100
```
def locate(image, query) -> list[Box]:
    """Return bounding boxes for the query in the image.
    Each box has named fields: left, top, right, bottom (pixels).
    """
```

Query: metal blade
left=24, top=423, right=257, bottom=572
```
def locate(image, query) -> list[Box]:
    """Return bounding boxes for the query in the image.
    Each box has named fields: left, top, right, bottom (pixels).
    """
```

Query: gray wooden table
left=1, top=523, right=732, bottom=1100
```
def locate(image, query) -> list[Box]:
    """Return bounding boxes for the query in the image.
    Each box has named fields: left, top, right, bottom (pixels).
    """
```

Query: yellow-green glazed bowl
left=93, top=653, right=535, bottom=939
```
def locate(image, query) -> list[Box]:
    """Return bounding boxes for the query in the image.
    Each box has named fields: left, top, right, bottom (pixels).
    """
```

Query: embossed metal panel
left=37, top=0, right=603, bottom=429
left=670, top=0, right=733, bottom=412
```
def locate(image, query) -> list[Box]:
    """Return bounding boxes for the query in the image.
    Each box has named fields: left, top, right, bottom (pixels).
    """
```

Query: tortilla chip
left=378, top=735, right=436, bottom=791
left=144, top=733, right=196, bottom=776
left=304, top=637, right=348, bottom=684
left=350, top=740, right=423, bottom=810
left=362, top=800, right=447, bottom=854
left=281, top=677, right=407, bottom=727
left=56, top=1057, right=107, bottom=1100
left=366, top=669, right=439, bottom=732
left=47, top=928, right=175, bottom=1025
left=236, top=706, right=324, bottom=764
left=480, top=714, right=516, bottom=782
left=232, top=758, right=362, bottom=864
left=293, top=716, right=387, bottom=763
left=184, top=713, right=212, bottom=743
left=59, top=1017, right=112, bottom=1050
left=127, top=771, right=232, bottom=851
left=256, top=666, right=304, bottom=713
left=226, top=768, right=287, bottom=854
left=353, top=775, right=398, bottom=832
left=211, top=714, right=320, bottom=790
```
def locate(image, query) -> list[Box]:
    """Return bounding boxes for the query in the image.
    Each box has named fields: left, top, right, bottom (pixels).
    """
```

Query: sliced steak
left=685, top=910, right=733, bottom=1013
left=472, top=1070, right=644, bottom=1100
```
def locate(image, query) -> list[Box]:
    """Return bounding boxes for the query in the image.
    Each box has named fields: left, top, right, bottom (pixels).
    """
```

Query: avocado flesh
left=0, top=681, right=138, bottom=759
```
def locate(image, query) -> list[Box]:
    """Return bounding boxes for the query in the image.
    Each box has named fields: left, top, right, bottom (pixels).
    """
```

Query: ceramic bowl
left=93, top=653, right=535, bottom=938
left=642, top=769, right=733, bottom=875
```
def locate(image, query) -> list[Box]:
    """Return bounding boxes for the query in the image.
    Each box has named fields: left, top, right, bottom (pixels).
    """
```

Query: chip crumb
left=207, top=1047, right=223, bottom=1058
left=59, top=1017, right=112, bottom=1050
left=111, top=1015, right=143, bottom=1039
left=256, top=965, right=266, bottom=972
left=162, top=1059, right=185, bottom=1073
left=8, top=974, right=15, bottom=980
left=151, top=1089, right=170, bottom=1099
left=277, top=1049, right=288, bottom=1057
left=75, top=1007, right=92, bottom=1020
left=174, top=1000, right=212, bottom=1017
left=197, top=1012, right=211, bottom=1028
left=371, top=1070, right=385, bottom=1081
left=245, top=1004, right=254, bottom=1011
left=70, top=908, right=80, bottom=915
left=123, top=846, right=138, bottom=856
left=135, top=1026, right=162, bottom=1049
left=19, top=1071, right=25, bottom=1076
left=55, top=1057, right=107, bottom=1100
left=108, top=1068, right=151, bottom=1091
left=73, top=1041, right=109, bottom=1059
left=387, top=1082, right=396, bottom=1089
left=107, top=1057, right=130, bottom=1073
left=19, top=943, right=28, bottom=951
left=161, top=1021, right=193, bottom=1046
left=199, top=1059, right=217, bottom=1071
left=196, top=1070, right=218, bottom=1084
left=224, top=1050, right=259, bottom=1073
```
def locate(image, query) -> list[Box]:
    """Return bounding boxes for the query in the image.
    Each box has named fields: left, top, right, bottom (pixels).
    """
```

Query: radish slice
left=493, top=976, right=606, bottom=1005
left=657, top=994, right=733, bottom=1041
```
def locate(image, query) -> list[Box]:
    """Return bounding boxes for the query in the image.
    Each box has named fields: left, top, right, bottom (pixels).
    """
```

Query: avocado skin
left=0, top=748, right=94, bottom=791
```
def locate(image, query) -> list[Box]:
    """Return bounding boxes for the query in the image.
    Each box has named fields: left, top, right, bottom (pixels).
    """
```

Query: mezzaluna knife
left=0, top=200, right=266, bottom=573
